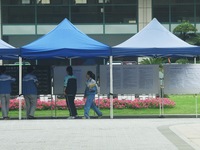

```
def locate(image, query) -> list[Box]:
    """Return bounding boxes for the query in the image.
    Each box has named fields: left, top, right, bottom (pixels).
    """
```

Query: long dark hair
left=66, top=66, right=73, bottom=76
left=87, top=71, right=95, bottom=80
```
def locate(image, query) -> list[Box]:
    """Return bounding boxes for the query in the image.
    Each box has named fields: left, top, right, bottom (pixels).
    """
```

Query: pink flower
left=8, top=97, right=175, bottom=110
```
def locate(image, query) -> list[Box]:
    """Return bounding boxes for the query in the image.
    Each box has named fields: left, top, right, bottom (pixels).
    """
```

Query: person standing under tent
left=0, top=66, right=16, bottom=120
left=83, top=71, right=102, bottom=119
left=23, top=66, right=39, bottom=119
left=63, top=66, right=78, bottom=119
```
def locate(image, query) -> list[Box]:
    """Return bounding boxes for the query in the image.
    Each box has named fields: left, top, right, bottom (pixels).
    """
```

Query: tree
left=140, top=57, right=162, bottom=64
left=173, top=21, right=200, bottom=45
left=175, top=58, right=189, bottom=64
left=140, top=57, right=166, bottom=69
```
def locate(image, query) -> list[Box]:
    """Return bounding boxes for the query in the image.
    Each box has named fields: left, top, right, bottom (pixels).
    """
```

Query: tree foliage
left=173, top=21, right=197, bottom=34
left=173, top=21, right=200, bottom=45
left=175, top=58, right=189, bottom=64
left=140, top=57, right=164, bottom=64
left=140, top=57, right=166, bottom=69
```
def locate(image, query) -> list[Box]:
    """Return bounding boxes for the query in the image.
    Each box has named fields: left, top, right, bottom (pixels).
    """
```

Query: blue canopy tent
left=112, top=18, right=200, bottom=57
left=0, top=39, right=19, bottom=59
left=21, top=18, right=110, bottom=59
left=19, top=18, right=112, bottom=119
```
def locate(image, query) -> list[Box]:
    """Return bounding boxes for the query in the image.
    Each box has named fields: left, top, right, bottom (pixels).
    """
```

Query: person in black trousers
left=63, top=66, right=77, bottom=119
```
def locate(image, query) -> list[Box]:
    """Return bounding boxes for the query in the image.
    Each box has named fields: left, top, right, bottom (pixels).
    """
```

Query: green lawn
left=3, top=95, right=200, bottom=118
left=164, top=95, right=199, bottom=114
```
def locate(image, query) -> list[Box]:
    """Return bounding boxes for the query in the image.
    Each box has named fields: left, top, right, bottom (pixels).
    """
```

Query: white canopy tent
left=112, top=18, right=200, bottom=57
left=110, top=18, right=200, bottom=118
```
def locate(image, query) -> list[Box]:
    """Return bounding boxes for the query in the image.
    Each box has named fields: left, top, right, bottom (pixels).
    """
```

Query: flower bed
left=1, top=98, right=175, bottom=111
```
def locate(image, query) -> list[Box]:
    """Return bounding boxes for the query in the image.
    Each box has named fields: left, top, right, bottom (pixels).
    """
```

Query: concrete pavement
left=0, top=118, right=200, bottom=150
left=170, top=123, right=200, bottom=150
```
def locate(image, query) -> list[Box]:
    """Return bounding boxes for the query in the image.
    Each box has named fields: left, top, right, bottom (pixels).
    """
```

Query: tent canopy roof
left=113, top=18, right=200, bottom=57
left=0, top=39, right=19, bottom=60
left=21, top=18, right=110, bottom=59
left=0, top=39, right=15, bottom=49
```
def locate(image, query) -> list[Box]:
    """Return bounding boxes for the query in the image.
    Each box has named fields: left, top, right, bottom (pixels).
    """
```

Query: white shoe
left=67, top=116, right=75, bottom=119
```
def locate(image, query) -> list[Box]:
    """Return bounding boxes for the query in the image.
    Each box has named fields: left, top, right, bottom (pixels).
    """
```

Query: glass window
left=75, top=0, right=87, bottom=4
left=37, top=6, right=69, bottom=23
left=196, top=4, right=200, bottom=23
left=1, top=0, right=37, bottom=5
left=71, top=5, right=103, bottom=23
left=2, top=6, right=35, bottom=24
left=153, top=0, right=169, bottom=5
left=87, top=0, right=104, bottom=5
left=153, top=5, right=169, bottom=22
left=170, top=0, right=194, bottom=4
left=105, top=5, right=137, bottom=24
left=37, top=0, right=50, bottom=4
left=37, top=0, right=70, bottom=5
left=171, top=5, right=194, bottom=22
left=99, top=0, right=111, bottom=4
left=72, top=0, right=106, bottom=5
left=2, top=0, right=22, bottom=5
left=105, top=0, right=137, bottom=5
left=22, top=0, right=31, bottom=4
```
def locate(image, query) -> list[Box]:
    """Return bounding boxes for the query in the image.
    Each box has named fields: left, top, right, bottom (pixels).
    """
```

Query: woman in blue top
left=83, top=71, right=102, bottom=119
left=0, top=66, right=16, bottom=120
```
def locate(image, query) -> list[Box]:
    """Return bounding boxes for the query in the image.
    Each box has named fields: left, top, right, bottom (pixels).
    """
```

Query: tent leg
left=109, top=56, right=113, bottom=119
left=55, top=95, right=57, bottom=118
left=161, top=87, right=164, bottom=116
left=18, top=56, right=22, bottom=120
left=69, top=59, right=72, bottom=66
left=159, top=87, right=164, bottom=118
left=195, top=94, right=198, bottom=118
left=159, top=97, right=162, bottom=117
left=194, top=57, right=197, bottom=64
left=51, top=94, right=53, bottom=118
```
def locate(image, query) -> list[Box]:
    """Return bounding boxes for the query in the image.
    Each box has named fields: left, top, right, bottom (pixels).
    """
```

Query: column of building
left=138, top=0, right=152, bottom=63
left=138, top=0, right=152, bottom=31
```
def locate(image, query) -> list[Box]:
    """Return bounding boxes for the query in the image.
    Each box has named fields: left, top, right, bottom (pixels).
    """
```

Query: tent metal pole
left=161, top=88, right=164, bottom=116
left=194, top=58, right=197, bottom=118
left=69, top=58, right=72, bottom=66
left=194, top=57, right=197, bottom=64
left=55, top=95, right=57, bottom=117
left=159, top=88, right=162, bottom=117
left=103, top=59, right=106, bottom=65
left=109, top=56, right=113, bottom=119
left=195, top=94, right=198, bottom=118
left=19, top=56, right=22, bottom=120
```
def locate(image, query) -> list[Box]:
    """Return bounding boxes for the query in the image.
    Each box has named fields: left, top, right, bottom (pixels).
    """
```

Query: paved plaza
left=0, top=118, right=200, bottom=150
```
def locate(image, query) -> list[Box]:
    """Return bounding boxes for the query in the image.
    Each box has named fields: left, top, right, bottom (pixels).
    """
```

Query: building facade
left=0, top=0, right=200, bottom=64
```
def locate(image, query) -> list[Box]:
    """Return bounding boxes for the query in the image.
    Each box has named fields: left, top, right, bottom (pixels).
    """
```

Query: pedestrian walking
left=83, top=71, right=102, bottom=119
